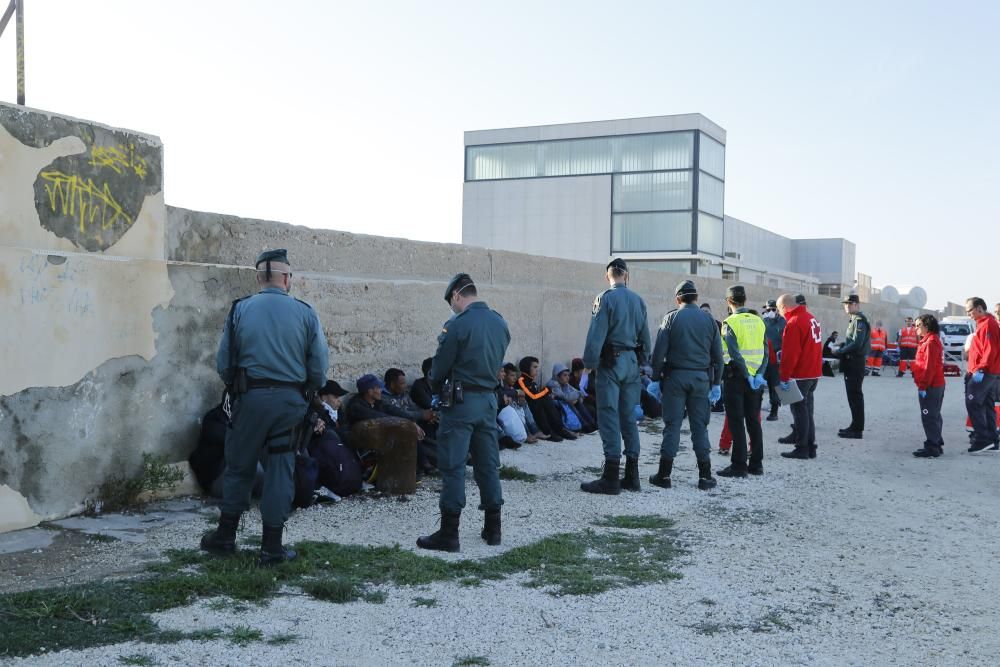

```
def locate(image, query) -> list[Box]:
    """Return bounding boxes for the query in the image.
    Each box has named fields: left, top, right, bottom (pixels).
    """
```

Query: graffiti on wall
left=0, top=107, right=162, bottom=252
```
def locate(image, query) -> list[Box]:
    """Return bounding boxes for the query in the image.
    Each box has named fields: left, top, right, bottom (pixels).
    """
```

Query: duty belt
left=247, top=378, right=305, bottom=391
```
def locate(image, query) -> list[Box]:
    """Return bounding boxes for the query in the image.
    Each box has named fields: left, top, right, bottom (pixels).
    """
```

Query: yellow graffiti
left=39, top=170, right=133, bottom=233
left=89, top=143, right=148, bottom=180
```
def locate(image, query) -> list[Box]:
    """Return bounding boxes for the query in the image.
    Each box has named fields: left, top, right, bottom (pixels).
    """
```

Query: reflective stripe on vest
left=899, top=327, right=918, bottom=348
left=870, top=329, right=887, bottom=352
left=722, top=312, right=767, bottom=374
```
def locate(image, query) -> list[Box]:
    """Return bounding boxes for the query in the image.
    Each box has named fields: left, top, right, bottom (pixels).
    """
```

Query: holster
left=600, top=344, right=617, bottom=369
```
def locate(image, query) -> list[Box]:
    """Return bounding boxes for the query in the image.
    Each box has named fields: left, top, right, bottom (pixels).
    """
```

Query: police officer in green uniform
left=717, top=285, right=768, bottom=478
left=648, top=280, right=723, bottom=490
left=763, top=299, right=785, bottom=421
left=579, top=258, right=651, bottom=495
left=201, top=249, right=329, bottom=566
left=417, top=273, right=510, bottom=552
left=833, top=294, right=871, bottom=439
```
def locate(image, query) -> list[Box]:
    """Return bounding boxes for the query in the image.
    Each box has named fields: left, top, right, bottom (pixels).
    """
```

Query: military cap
left=255, top=248, right=289, bottom=267
left=675, top=279, right=697, bottom=297
left=356, top=374, right=384, bottom=393
left=841, top=294, right=860, bottom=305
left=794, top=293, right=807, bottom=305
left=606, top=257, right=628, bottom=273
left=726, top=285, right=747, bottom=300
left=766, top=299, right=777, bottom=309
left=319, top=380, right=349, bottom=397
left=444, top=272, right=473, bottom=303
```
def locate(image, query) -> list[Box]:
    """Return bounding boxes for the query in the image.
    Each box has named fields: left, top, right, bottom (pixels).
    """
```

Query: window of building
left=611, top=212, right=692, bottom=252
left=612, top=172, right=692, bottom=212
left=697, top=213, right=724, bottom=256
left=630, top=260, right=692, bottom=275
left=699, top=133, right=725, bottom=180
left=697, top=172, right=725, bottom=218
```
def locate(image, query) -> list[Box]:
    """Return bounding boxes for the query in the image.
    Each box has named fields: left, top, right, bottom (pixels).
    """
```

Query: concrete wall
left=0, top=104, right=917, bottom=532
left=462, top=175, right=611, bottom=265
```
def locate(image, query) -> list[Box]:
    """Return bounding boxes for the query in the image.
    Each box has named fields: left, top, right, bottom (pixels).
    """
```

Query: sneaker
left=717, top=465, right=748, bottom=478
left=838, top=430, right=863, bottom=440
left=968, top=441, right=999, bottom=454
left=913, top=447, right=942, bottom=458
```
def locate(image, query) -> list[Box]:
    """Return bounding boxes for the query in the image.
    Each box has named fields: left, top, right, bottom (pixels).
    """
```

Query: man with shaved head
left=776, top=293, right=823, bottom=460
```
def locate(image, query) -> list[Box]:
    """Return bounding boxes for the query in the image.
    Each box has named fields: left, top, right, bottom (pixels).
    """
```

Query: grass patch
left=0, top=515, right=682, bottom=658
left=498, top=465, right=537, bottom=482
left=592, top=514, right=672, bottom=530
left=206, top=598, right=249, bottom=613
left=690, top=620, right=724, bottom=636
left=89, top=453, right=185, bottom=513
left=227, top=625, right=263, bottom=646
left=411, top=597, right=437, bottom=608
left=118, top=655, right=155, bottom=666
left=266, top=632, right=299, bottom=646
left=454, top=657, right=490, bottom=666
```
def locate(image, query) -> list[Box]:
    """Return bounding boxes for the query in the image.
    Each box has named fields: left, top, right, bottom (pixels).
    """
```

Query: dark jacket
left=345, top=394, right=412, bottom=429
left=409, top=377, right=434, bottom=410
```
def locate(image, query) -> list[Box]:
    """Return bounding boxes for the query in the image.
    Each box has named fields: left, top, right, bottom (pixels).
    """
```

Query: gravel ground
left=5, top=374, right=1000, bottom=666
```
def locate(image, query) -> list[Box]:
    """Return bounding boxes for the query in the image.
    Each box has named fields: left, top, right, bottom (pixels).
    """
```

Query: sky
left=1, top=0, right=997, bottom=309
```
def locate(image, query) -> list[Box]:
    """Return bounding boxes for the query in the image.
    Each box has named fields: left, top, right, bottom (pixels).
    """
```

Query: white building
left=462, top=114, right=855, bottom=295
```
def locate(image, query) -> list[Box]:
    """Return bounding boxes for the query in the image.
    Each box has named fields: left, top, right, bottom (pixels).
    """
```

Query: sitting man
left=409, top=357, right=435, bottom=410
left=346, top=374, right=432, bottom=476
left=547, top=363, right=598, bottom=433
left=384, top=367, right=439, bottom=471
left=316, top=379, right=350, bottom=444
left=517, top=356, right=577, bottom=441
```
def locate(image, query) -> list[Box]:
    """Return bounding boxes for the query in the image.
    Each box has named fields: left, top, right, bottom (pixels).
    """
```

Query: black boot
left=781, top=447, right=811, bottom=460
left=697, top=461, right=717, bottom=490
left=580, top=459, right=621, bottom=495
left=778, top=429, right=797, bottom=444
left=481, top=509, right=501, bottom=546
left=200, top=512, right=240, bottom=556
left=809, top=445, right=817, bottom=459
left=766, top=403, right=779, bottom=421
left=259, top=524, right=297, bottom=567
left=648, top=457, right=673, bottom=489
left=621, top=456, right=641, bottom=492
left=913, top=446, right=942, bottom=458
left=417, top=511, right=461, bottom=552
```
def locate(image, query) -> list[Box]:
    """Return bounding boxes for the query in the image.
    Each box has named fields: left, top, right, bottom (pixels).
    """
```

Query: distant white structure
left=462, top=114, right=856, bottom=296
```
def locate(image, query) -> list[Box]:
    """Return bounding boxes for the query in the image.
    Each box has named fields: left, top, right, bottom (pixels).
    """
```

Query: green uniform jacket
left=582, top=283, right=651, bottom=368
left=838, top=311, right=872, bottom=360
left=429, top=301, right=511, bottom=391
left=650, top=303, right=725, bottom=385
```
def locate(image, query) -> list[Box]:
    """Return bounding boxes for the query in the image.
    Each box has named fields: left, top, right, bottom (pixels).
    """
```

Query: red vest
left=870, top=328, right=887, bottom=352
left=898, top=327, right=918, bottom=349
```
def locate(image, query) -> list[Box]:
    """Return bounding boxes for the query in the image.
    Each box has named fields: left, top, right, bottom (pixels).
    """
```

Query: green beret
left=444, top=273, right=473, bottom=302
left=675, top=279, right=697, bottom=297
left=255, top=249, right=289, bottom=267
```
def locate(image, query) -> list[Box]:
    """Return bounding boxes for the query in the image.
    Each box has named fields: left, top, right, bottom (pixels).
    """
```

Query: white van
left=940, top=316, right=975, bottom=361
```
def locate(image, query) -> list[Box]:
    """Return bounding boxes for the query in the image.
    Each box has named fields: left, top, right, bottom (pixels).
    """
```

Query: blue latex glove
left=709, top=385, right=721, bottom=403
left=918, top=390, right=927, bottom=399
left=646, top=381, right=662, bottom=401
left=746, top=376, right=756, bottom=391
left=972, top=370, right=985, bottom=383
left=753, top=375, right=766, bottom=391
left=779, top=381, right=791, bottom=391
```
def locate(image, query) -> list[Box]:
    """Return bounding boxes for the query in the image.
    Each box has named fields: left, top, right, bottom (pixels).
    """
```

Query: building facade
left=462, top=114, right=855, bottom=295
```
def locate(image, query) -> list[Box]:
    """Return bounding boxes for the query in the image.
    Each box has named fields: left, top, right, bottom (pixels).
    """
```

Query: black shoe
left=581, top=459, right=621, bottom=495
left=838, top=430, right=863, bottom=439
left=200, top=512, right=240, bottom=556
left=559, top=429, right=578, bottom=441
left=621, top=456, right=641, bottom=492
left=748, top=465, right=764, bottom=475
left=481, top=509, right=501, bottom=546
left=717, top=465, right=748, bottom=478
left=697, top=461, right=717, bottom=490
left=809, top=446, right=817, bottom=459
left=778, top=431, right=797, bottom=444
left=648, top=457, right=673, bottom=489
left=913, top=447, right=942, bottom=458
left=417, top=511, right=461, bottom=552
left=766, top=405, right=779, bottom=422
left=259, top=524, right=297, bottom=566
left=968, top=441, right=1000, bottom=454
left=547, top=433, right=564, bottom=442
left=781, top=448, right=810, bottom=460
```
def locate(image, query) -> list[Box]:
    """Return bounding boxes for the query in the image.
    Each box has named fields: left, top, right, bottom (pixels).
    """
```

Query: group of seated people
left=190, top=354, right=666, bottom=503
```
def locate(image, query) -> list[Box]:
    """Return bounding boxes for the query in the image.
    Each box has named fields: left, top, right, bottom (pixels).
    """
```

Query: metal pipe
left=0, top=1, right=15, bottom=37
left=15, top=0, right=23, bottom=104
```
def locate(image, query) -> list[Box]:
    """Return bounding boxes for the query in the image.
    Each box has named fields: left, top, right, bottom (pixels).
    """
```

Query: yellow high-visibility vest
left=722, top=311, right=767, bottom=375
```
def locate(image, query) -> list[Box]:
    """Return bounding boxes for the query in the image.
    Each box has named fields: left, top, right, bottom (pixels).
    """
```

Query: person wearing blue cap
left=202, top=249, right=329, bottom=566
left=417, top=273, right=510, bottom=552
left=648, top=279, right=724, bottom=490
left=580, top=258, right=651, bottom=495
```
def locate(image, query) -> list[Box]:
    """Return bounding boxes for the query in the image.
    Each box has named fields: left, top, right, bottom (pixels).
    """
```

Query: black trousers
left=723, top=375, right=763, bottom=470
left=527, top=395, right=565, bottom=436
left=790, top=379, right=817, bottom=451
left=765, top=364, right=781, bottom=408
left=842, top=356, right=866, bottom=432
left=919, top=385, right=945, bottom=448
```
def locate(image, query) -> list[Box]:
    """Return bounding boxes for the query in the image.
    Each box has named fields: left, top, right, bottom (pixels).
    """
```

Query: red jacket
left=779, top=305, right=823, bottom=382
left=912, top=333, right=945, bottom=390
left=968, top=315, right=1000, bottom=375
